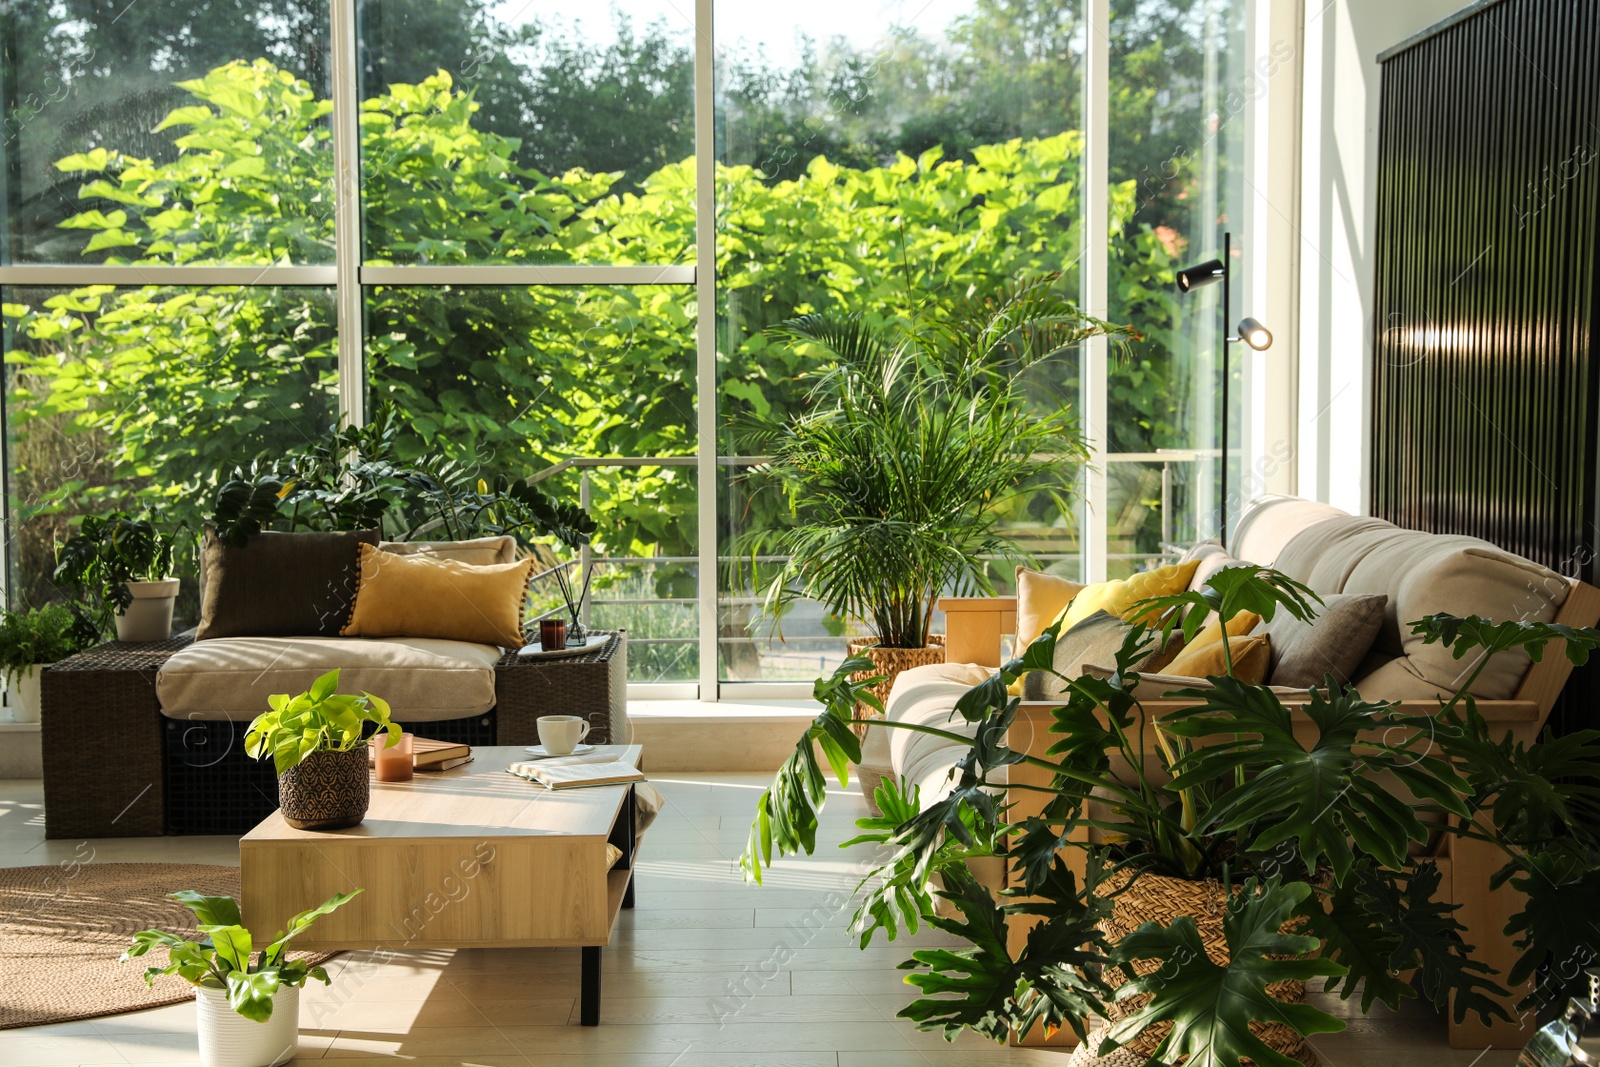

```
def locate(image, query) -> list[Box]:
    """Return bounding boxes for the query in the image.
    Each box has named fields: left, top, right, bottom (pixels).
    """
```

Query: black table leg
left=622, top=870, right=636, bottom=909
left=580, top=946, right=601, bottom=1026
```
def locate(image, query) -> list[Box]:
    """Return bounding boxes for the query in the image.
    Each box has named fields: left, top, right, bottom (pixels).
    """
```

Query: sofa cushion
left=1015, top=567, right=1085, bottom=648
left=1341, top=534, right=1568, bottom=699
left=157, top=636, right=502, bottom=722
left=378, top=536, right=517, bottom=567
left=1272, top=514, right=1400, bottom=592
left=344, top=544, right=535, bottom=648
left=1163, top=633, right=1272, bottom=683
left=1263, top=593, right=1387, bottom=688
left=1022, top=610, right=1184, bottom=701
left=197, top=528, right=378, bottom=640
left=875, top=662, right=994, bottom=805
left=1231, top=495, right=1355, bottom=567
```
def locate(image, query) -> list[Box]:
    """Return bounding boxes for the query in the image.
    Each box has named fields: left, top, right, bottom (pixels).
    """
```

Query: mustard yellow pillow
left=1015, top=567, right=1086, bottom=648
left=1184, top=610, right=1262, bottom=652
left=1057, top=560, right=1200, bottom=633
left=343, top=544, right=534, bottom=648
left=1164, top=633, right=1272, bottom=683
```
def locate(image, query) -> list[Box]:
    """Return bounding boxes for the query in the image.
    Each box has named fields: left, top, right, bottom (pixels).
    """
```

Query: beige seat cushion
left=157, top=636, right=501, bottom=722
left=1231, top=495, right=1353, bottom=567
left=378, top=536, right=517, bottom=567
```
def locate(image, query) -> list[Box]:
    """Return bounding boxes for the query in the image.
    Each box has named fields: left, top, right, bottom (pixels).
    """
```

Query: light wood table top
left=241, top=744, right=643, bottom=844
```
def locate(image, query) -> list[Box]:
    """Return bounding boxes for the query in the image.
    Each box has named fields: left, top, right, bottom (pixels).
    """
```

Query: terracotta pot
left=1094, top=869, right=1314, bottom=1065
left=277, top=748, right=369, bottom=831
left=846, top=637, right=945, bottom=737
left=115, top=578, right=179, bottom=642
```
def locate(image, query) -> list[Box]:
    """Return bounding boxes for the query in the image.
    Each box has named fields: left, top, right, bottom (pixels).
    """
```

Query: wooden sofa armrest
left=938, top=596, right=1016, bottom=668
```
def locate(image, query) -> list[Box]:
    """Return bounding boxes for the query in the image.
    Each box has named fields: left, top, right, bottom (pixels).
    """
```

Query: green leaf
left=225, top=969, right=281, bottom=1023
left=899, top=864, right=1110, bottom=1044
left=169, top=891, right=243, bottom=928
left=1102, top=879, right=1346, bottom=1067
left=261, top=889, right=362, bottom=966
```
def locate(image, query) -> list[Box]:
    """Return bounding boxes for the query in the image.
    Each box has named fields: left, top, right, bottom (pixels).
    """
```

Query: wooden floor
left=0, top=773, right=1559, bottom=1066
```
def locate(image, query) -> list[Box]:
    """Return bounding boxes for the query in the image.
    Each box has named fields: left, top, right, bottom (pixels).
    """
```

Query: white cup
left=537, top=715, right=591, bottom=756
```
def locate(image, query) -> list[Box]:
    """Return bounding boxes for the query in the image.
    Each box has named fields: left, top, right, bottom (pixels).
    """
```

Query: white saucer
left=522, top=744, right=597, bottom=758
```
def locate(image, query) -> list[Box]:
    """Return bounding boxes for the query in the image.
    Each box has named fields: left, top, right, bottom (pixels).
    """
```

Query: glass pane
left=365, top=284, right=698, bottom=679
left=1, top=4, right=333, bottom=264
left=357, top=1, right=695, bottom=265
left=1106, top=0, right=1251, bottom=542
left=3, top=285, right=337, bottom=609
left=1105, top=457, right=1199, bottom=580
left=714, top=0, right=1087, bottom=682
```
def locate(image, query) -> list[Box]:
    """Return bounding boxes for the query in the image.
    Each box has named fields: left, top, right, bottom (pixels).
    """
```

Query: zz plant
left=743, top=565, right=1600, bottom=1066
left=123, top=890, right=360, bottom=1020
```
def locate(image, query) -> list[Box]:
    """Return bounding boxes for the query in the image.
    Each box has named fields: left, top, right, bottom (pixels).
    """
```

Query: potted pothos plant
left=52, top=512, right=182, bottom=642
left=245, top=669, right=397, bottom=831
left=743, top=565, right=1600, bottom=1066
left=123, top=888, right=360, bottom=1067
left=733, top=274, right=1136, bottom=717
left=0, top=604, right=93, bottom=722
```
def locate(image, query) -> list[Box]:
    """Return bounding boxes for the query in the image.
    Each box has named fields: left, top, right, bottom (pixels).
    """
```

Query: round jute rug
left=0, top=862, right=334, bottom=1030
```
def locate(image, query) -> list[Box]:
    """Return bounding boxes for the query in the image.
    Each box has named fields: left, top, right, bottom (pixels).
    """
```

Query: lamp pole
left=1220, top=230, right=1231, bottom=549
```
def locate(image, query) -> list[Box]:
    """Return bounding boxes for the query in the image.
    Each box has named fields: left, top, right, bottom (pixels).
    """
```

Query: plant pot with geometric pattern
left=276, top=747, right=370, bottom=831
left=244, top=668, right=397, bottom=832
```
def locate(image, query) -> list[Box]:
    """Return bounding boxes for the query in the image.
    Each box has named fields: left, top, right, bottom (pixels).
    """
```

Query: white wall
left=1295, top=0, right=1471, bottom=514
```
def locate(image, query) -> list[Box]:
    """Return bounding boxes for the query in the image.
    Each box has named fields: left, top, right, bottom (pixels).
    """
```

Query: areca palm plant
left=734, top=274, right=1136, bottom=651
left=742, top=565, right=1600, bottom=1066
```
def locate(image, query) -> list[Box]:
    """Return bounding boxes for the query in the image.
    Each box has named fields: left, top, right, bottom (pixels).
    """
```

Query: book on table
left=367, top=737, right=471, bottom=770
left=507, top=759, right=645, bottom=790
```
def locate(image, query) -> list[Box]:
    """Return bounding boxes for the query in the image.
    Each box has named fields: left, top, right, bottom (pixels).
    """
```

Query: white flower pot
left=8, top=663, right=48, bottom=723
left=115, top=578, right=179, bottom=643
left=195, top=983, right=299, bottom=1067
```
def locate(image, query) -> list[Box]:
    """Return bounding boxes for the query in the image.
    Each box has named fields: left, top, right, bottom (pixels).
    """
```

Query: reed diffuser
left=552, top=562, right=593, bottom=647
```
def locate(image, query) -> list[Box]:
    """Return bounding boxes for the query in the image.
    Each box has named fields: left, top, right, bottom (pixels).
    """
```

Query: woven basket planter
left=1093, top=869, right=1316, bottom=1066
left=277, top=748, right=369, bottom=831
left=847, top=637, right=945, bottom=738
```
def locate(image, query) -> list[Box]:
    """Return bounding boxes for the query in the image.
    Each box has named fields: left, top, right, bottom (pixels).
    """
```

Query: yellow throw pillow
left=1164, top=633, right=1273, bottom=683
left=1015, top=567, right=1086, bottom=648
left=1184, top=610, right=1262, bottom=652
left=1057, top=560, right=1200, bottom=633
left=343, top=544, right=535, bottom=648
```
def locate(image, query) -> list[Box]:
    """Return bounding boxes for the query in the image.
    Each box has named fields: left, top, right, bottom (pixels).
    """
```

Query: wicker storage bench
left=41, top=631, right=627, bottom=838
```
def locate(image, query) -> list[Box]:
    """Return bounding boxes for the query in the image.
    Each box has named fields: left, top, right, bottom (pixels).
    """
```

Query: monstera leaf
left=899, top=864, right=1110, bottom=1044
left=1162, top=678, right=1470, bottom=879
left=741, top=656, right=879, bottom=884
left=1132, top=564, right=1324, bottom=648
left=1504, top=848, right=1600, bottom=1010
left=1101, top=878, right=1346, bottom=1067
left=1304, top=860, right=1506, bottom=1020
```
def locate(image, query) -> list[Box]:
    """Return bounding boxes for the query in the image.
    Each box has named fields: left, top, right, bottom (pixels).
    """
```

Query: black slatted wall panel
left=1371, top=0, right=1600, bottom=582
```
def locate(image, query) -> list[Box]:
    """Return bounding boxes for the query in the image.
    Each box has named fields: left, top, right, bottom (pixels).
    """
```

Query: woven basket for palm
left=847, top=636, right=945, bottom=738
left=1094, top=869, right=1316, bottom=1066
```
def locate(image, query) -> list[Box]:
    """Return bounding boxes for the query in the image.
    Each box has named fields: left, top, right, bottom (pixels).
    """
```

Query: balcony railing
left=529, top=452, right=1208, bottom=689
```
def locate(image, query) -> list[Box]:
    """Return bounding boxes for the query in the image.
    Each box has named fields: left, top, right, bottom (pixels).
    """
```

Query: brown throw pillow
left=1262, top=593, right=1387, bottom=689
left=342, top=544, right=535, bottom=648
left=197, top=528, right=378, bottom=640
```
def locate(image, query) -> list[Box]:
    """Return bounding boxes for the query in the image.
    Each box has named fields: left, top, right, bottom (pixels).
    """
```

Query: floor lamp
left=1176, top=231, right=1273, bottom=549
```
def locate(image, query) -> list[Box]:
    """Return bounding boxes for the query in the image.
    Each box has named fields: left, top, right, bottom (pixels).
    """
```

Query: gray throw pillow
left=197, top=527, right=379, bottom=640
left=1262, top=593, right=1387, bottom=689
left=1023, top=610, right=1181, bottom=700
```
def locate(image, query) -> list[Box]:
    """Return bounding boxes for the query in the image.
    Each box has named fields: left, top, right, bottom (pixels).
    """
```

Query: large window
left=1, top=0, right=1268, bottom=698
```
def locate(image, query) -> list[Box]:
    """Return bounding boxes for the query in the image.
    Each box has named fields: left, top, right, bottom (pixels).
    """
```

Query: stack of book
left=367, top=737, right=474, bottom=773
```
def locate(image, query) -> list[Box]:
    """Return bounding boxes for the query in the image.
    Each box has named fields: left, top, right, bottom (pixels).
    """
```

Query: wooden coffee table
left=239, top=744, right=644, bottom=1026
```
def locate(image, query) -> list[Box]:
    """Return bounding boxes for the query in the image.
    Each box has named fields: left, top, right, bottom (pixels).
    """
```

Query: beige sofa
left=865, top=494, right=1600, bottom=1050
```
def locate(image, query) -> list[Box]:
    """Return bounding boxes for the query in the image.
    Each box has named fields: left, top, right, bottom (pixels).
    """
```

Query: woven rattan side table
left=494, top=630, right=628, bottom=745
left=41, top=634, right=196, bottom=839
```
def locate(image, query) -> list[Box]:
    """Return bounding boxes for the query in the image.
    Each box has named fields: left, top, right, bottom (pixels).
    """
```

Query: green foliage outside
left=4, top=60, right=1189, bottom=616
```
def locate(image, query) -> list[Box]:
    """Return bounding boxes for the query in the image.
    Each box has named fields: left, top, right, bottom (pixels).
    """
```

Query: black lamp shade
left=1237, top=317, right=1273, bottom=351
left=1176, top=258, right=1225, bottom=292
